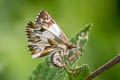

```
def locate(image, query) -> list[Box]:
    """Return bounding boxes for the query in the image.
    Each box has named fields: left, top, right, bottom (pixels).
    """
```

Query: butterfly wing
left=26, top=21, right=60, bottom=58
left=26, top=10, right=70, bottom=67
left=50, top=51, right=64, bottom=67
left=34, top=10, right=68, bottom=43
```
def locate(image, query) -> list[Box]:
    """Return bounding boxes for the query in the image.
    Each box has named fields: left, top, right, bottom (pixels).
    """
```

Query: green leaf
left=71, top=23, right=92, bottom=49
left=69, top=24, right=92, bottom=67
left=65, top=64, right=90, bottom=80
left=64, top=24, right=92, bottom=80
left=29, top=57, right=65, bottom=80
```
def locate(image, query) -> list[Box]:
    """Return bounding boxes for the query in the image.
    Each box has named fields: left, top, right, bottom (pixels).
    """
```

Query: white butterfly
left=25, top=10, right=75, bottom=67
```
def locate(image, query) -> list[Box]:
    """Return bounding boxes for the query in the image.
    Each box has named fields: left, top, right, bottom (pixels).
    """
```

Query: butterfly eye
left=67, top=43, right=76, bottom=49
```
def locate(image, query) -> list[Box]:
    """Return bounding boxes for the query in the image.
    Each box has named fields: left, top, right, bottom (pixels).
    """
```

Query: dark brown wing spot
left=34, top=10, right=55, bottom=28
left=28, top=45, right=41, bottom=55
left=40, top=47, right=51, bottom=57
left=26, top=21, right=37, bottom=28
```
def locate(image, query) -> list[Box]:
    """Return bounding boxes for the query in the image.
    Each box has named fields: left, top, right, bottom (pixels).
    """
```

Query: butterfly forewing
left=34, top=10, right=68, bottom=43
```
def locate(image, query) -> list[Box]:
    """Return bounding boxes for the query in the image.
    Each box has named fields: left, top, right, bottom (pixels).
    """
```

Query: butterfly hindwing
left=50, top=51, right=64, bottom=67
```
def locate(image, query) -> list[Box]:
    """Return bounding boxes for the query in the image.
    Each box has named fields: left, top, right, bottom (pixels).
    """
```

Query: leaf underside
left=29, top=57, right=66, bottom=80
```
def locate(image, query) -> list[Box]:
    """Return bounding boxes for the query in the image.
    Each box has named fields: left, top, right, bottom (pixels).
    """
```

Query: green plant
left=29, top=24, right=120, bottom=80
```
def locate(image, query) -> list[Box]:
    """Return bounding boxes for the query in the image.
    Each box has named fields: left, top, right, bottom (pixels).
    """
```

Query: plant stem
left=86, top=54, right=120, bottom=80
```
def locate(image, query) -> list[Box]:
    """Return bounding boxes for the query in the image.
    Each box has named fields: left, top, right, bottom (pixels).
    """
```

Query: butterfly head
left=66, top=42, right=76, bottom=49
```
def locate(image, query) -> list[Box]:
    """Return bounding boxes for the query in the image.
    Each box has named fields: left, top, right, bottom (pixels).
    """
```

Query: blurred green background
left=0, top=0, right=120, bottom=80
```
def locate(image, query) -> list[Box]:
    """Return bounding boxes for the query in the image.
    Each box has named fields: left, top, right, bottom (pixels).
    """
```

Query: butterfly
left=25, top=10, right=76, bottom=67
